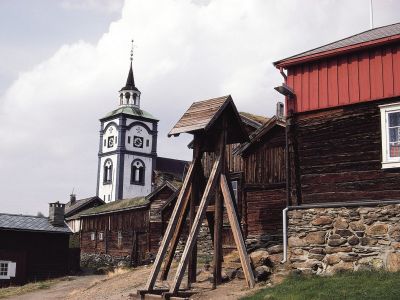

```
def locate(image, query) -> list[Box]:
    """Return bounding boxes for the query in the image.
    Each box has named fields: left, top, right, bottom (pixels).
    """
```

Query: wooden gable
left=168, top=95, right=249, bottom=145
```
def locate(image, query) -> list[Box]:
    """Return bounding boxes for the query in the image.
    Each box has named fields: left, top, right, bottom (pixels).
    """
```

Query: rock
left=360, top=237, right=377, bottom=246
left=204, top=263, right=211, bottom=271
left=336, top=229, right=353, bottom=237
left=366, top=223, right=388, bottom=236
left=389, top=225, right=400, bottom=242
left=267, top=244, right=283, bottom=254
left=325, top=254, right=340, bottom=265
left=308, top=254, right=325, bottom=261
left=392, top=242, right=400, bottom=250
left=312, top=216, right=333, bottom=226
left=387, top=252, right=400, bottom=272
left=309, top=248, right=325, bottom=255
left=327, top=261, right=353, bottom=274
left=292, top=248, right=304, bottom=255
left=378, top=239, right=391, bottom=245
left=371, top=258, right=384, bottom=270
left=221, top=271, right=230, bottom=283
left=355, top=231, right=364, bottom=237
left=305, top=231, right=326, bottom=244
left=348, top=236, right=360, bottom=246
left=339, top=254, right=358, bottom=262
left=254, top=265, right=271, bottom=281
left=290, top=211, right=303, bottom=219
left=326, top=246, right=352, bottom=254
left=330, top=234, right=342, bottom=240
left=328, top=237, right=347, bottom=247
left=288, top=236, right=307, bottom=247
left=225, top=268, right=237, bottom=280
left=236, top=268, right=245, bottom=279
left=249, top=250, right=271, bottom=268
left=334, top=218, right=349, bottom=229
left=349, top=221, right=366, bottom=231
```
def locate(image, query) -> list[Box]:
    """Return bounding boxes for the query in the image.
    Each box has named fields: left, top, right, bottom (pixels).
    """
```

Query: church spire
left=119, top=40, right=141, bottom=107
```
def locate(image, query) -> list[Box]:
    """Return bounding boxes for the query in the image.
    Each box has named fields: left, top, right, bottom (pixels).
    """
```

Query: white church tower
left=97, top=44, right=158, bottom=202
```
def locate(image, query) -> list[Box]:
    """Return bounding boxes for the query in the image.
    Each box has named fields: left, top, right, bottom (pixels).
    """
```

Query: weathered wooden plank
left=145, top=159, right=197, bottom=291
left=220, top=174, right=255, bottom=288
left=169, top=157, right=221, bottom=294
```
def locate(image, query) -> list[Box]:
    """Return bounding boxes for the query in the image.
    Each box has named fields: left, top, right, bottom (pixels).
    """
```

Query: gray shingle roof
left=0, top=214, right=71, bottom=234
left=64, top=196, right=104, bottom=217
left=275, top=22, right=400, bottom=66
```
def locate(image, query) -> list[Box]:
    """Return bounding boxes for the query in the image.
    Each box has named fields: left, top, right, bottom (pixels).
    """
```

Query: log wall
left=295, top=97, right=400, bottom=204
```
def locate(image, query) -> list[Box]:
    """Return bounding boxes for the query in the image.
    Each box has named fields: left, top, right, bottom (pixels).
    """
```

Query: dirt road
left=6, top=265, right=260, bottom=300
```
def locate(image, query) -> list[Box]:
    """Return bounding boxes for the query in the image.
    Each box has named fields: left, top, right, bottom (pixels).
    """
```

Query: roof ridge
left=275, top=22, right=400, bottom=66
left=0, top=213, right=47, bottom=219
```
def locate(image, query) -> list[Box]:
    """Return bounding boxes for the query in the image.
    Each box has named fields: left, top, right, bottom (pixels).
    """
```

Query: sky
left=0, top=0, right=399, bottom=216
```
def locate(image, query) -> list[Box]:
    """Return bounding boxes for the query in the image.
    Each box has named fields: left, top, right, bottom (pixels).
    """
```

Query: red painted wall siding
left=286, top=43, right=400, bottom=113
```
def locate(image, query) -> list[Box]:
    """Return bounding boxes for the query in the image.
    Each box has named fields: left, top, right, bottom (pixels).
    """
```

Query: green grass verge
left=242, top=271, right=400, bottom=300
left=0, top=278, right=64, bottom=299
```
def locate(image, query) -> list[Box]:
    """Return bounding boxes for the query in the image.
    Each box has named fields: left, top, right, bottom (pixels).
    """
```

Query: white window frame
left=90, top=232, right=95, bottom=241
left=98, top=232, right=104, bottom=241
left=0, top=261, right=16, bottom=279
left=231, top=180, right=238, bottom=203
left=380, top=103, right=400, bottom=169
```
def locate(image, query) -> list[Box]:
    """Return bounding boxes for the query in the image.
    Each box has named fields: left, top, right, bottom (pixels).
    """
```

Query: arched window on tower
left=103, top=159, right=113, bottom=184
left=132, top=94, right=137, bottom=105
left=131, top=159, right=145, bottom=185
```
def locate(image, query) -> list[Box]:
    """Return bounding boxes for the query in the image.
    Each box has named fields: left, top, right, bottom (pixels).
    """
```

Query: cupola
left=119, top=41, right=141, bottom=108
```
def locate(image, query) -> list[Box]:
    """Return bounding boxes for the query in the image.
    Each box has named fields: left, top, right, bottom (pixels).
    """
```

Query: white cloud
left=1, top=0, right=399, bottom=214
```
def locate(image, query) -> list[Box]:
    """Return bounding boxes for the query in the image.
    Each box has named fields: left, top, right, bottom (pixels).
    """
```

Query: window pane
left=389, top=128, right=399, bottom=142
left=0, top=263, right=8, bottom=276
left=390, top=144, right=400, bottom=158
left=389, top=112, right=400, bottom=127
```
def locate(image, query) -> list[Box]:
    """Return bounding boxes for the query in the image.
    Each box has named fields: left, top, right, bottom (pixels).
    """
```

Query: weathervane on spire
left=130, top=39, right=134, bottom=62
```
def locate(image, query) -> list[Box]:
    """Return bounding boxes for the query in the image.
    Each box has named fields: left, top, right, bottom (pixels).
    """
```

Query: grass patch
left=0, top=278, right=67, bottom=299
left=242, top=271, right=400, bottom=300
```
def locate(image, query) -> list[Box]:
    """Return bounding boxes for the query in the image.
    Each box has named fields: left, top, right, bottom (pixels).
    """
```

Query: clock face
left=108, top=136, right=114, bottom=148
left=133, top=136, right=143, bottom=148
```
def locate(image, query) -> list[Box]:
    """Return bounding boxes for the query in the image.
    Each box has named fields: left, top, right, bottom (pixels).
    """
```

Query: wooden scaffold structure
left=138, top=95, right=255, bottom=299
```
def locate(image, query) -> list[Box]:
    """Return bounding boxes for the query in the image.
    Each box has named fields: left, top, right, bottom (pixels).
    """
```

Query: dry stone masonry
left=288, top=204, right=400, bottom=275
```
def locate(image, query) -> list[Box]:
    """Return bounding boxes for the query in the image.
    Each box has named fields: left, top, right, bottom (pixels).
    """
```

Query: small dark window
left=104, top=139, right=106, bottom=147
left=131, top=160, right=145, bottom=185
left=128, top=136, right=131, bottom=144
left=103, top=160, right=113, bottom=184
left=146, top=139, right=150, bottom=147
left=115, top=136, right=117, bottom=144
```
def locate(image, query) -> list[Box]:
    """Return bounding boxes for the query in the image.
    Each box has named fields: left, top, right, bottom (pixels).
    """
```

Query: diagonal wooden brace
left=169, top=157, right=222, bottom=294
left=145, top=159, right=197, bottom=291
left=220, top=174, right=255, bottom=288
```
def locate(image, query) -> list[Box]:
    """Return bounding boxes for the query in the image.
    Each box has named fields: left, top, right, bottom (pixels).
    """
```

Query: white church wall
left=102, top=122, right=119, bottom=154
left=125, top=123, right=153, bottom=153
left=122, top=154, right=153, bottom=198
left=98, top=154, right=118, bottom=202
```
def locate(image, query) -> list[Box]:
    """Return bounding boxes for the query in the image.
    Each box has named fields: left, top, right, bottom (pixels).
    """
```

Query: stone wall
left=288, top=204, right=400, bottom=275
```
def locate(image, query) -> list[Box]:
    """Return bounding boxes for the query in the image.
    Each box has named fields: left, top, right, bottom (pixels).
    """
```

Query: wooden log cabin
left=78, top=181, right=181, bottom=266
left=202, top=111, right=287, bottom=245
left=0, top=203, right=72, bottom=287
left=273, top=22, right=400, bottom=205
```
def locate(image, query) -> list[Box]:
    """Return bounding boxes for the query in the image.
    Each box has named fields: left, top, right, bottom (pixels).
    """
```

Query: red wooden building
left=274, top=22, right=400, bottom=205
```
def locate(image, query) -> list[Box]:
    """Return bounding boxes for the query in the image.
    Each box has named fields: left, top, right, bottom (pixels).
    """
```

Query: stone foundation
left=288, top=204, right=400, bottom=275
left=80, top=253, right=132, bottom=269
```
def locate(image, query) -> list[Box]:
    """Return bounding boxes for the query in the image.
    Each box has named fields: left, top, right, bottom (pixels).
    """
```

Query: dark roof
left=64, top=196, right=104, bottom=218
left=156, top=156, right=189, bottom=178
left=77, top=197, right=149, bottom=217
left=274, top=22, right=400, bottom=67
left=0, top=214, right=71, bottom=234
left=168, top=95, right=249, bottom=144
left=120, top=62, right=139, bottom=92
left=234, top=116, right=285, bottom=156
left=147, top=180, right=181, bottom=201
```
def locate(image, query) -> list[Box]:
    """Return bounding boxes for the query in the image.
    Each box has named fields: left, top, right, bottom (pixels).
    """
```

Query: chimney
left=276, top=101, right=284, bottom=120
left=49, top=202, right=65, bottom=226
left=70, top=193, right=76, bottom=205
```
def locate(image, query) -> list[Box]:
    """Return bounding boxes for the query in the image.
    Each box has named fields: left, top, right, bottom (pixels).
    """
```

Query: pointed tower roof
left=120, top=62, right=139, bottom=92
